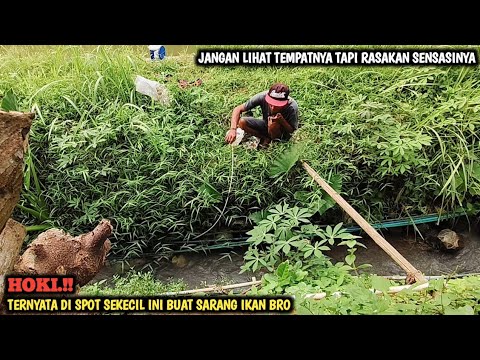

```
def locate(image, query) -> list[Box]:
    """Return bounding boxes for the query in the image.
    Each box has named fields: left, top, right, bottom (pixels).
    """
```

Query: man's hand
left=270, top=113, right=284, bottom=122
left=225, top=128, right=237, bottom=143
left=268, top=113, right=284, bottom=126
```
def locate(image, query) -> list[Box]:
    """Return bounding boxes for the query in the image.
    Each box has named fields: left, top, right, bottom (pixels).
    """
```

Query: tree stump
left=14, top=219, right=113, bottom=287
left=0, top=110, right=34, bottom=232
left=0, top=111, right=32, bottom=310
left=0, top=219, right=26, bottom=307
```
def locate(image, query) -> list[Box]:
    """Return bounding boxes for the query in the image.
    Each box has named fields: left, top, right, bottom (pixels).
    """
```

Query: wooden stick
left=383, top=282, right=430, bottom=294
left=161, top=279, right=262, bottom=296
left=384, top=273, right=480, bottom=280
left=302, top=161, right=426, bottom=283
left=305, top=281, right=431, bottom=300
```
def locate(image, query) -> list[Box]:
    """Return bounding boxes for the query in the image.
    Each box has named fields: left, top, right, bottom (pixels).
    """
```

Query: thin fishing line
left=192, top=144, right=235, bottom=240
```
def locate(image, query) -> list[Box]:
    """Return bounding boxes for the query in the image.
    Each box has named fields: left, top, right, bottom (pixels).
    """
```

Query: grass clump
left=80, top=270, right=187, bottom=296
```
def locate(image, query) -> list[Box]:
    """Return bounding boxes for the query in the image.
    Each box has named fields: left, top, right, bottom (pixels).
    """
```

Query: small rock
left=425, top=228, right=463, bottom=252
left=172, top=254, right=189, bottom=268
left=437, top=229, right=461, bottom=250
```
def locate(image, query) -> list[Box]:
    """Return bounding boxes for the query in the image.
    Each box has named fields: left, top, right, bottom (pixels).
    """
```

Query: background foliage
left=1, top=45, right=479, bottom=259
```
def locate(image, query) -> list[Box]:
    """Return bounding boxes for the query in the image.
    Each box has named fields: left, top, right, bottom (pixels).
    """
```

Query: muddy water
left=327, top=227, right=480, bottom=277
left=95, top=250, right=261, bottom=289
left=91, top=226, right=480, bottom=289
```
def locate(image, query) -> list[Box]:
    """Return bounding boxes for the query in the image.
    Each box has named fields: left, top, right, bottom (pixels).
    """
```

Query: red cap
left=265, top=83, right=290, bottom=107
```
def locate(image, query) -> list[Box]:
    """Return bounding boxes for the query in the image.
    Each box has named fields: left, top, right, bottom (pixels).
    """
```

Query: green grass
left=79, top=269, right=480, bottom=315
left=80, top=271, right=187, bottom=296
left=295, top=275, right=480, bottom=315
left=2, top=45, right=480, bottom=258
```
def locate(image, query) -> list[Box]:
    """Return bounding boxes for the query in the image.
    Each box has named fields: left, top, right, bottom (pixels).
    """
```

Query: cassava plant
left=241, top=202, right=366, bottom=274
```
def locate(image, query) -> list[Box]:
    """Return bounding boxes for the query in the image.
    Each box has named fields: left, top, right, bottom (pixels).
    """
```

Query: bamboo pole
left=302, top=161, right=426, bottom=283
left=161, top=279, right=262, bottom=296
left=305, top=281, right=431, bottom=300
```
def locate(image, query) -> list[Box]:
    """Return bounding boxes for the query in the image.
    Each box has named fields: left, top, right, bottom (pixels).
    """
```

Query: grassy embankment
left=1, top=45, right=479, bottom=260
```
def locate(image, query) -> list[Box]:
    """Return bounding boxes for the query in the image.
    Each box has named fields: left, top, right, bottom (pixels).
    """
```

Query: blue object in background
left=158, top=46, right=166, bottom=60
left=148, top=45, right=166, bottom=60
